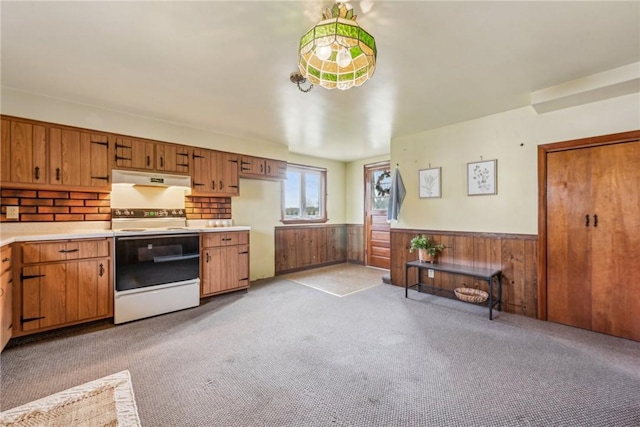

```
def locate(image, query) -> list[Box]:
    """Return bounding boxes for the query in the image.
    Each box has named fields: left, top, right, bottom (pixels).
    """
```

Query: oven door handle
left=153, top=254, right=200, bottom=263
left=116, top=233, right=199, bottom=241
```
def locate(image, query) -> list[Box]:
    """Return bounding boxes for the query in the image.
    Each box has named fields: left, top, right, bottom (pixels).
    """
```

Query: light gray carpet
left=1, top=271, right=639, bottom=426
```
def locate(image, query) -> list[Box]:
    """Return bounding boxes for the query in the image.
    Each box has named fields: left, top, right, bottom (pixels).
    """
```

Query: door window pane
left=371, top=169, right=391, bottom=210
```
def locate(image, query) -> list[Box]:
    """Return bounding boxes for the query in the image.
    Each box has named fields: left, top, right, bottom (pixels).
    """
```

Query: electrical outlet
left=6, top=206, right=19, bottom=219
left=428, top=269, right=435, bottom=278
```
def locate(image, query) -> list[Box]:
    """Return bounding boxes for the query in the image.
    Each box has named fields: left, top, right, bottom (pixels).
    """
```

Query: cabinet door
left=191, top=148, right=213, bottom=194
left=229, top=245, right=250, bottom=290
left=210, top=151, right=239, bottom=196
left=201, top=247, right=225, bottom=296
left=1, top=269, right=12, bottom=350
left=1, top=119, right=11, bottom=183
left=131, top=139, right=155, bottom=170
left=49, top=127, right=81, bottom=186
left=156, top=143, right=189, bottom=174
left=20, top=259, right=111, bottom=333
left=265, top=159, right=287, bottom=179
left=81, top=132, right=110, bottom=187
left=220, top=152, right=239, bottom=196
left=240, top=156, right=265, bottom=176
left=4, top=121, right=47, bottom=184
left=114, top=136, right=133, bottom=168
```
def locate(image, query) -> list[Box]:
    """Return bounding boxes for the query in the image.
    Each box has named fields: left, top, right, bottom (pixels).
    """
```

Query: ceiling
left=1, top=1, right=639, bottom=162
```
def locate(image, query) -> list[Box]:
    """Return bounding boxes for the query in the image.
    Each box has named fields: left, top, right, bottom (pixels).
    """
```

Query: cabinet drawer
left=202, top=232, right=249, bottom=247
left=1, top=245, right=12, bottom=273
left=22, top=239, right=110, bottom=264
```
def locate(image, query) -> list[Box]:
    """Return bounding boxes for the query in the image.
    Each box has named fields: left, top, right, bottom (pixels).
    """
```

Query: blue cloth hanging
left=387, top=167, right=406, bottom=221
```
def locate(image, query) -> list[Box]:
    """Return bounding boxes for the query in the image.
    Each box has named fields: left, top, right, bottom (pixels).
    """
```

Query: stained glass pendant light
left=298, top=2, right=377, bottom=90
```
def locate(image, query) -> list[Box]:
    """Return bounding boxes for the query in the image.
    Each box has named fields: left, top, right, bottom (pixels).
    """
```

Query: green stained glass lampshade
left=298, top=2, right=376, bottom=91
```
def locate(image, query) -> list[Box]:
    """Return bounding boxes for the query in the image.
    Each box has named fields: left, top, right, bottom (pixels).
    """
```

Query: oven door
left=115, top=233, right=200, bottom=292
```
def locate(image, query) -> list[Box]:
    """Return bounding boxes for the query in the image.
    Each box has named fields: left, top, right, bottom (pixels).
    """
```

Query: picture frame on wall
left=419, top=167, right=442, bottom=198
left=467, top=159, right=497, bottom=196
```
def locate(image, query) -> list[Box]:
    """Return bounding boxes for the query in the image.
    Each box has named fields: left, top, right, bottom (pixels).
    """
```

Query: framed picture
left=467, top=159, right=497, bottom=196
left=419, top=167, right=441, bottom=198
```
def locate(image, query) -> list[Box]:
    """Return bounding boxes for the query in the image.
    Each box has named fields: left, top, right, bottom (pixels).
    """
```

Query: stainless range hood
left=112, top=170, right=191, bottom=192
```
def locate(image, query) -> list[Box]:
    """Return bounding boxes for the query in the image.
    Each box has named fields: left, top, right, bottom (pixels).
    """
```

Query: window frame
left=281, top=163, right=328, bottom=224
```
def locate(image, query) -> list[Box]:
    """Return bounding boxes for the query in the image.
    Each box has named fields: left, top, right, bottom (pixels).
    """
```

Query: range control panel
left=111, top=209, right=186, bottom=218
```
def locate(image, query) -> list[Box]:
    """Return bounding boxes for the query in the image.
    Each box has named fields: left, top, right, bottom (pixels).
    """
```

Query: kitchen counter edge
left=0, top=226, right=252, bottom=247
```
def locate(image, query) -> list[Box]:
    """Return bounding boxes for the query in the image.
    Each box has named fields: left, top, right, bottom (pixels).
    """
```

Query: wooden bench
left=405, top=261, right=502, bottom=320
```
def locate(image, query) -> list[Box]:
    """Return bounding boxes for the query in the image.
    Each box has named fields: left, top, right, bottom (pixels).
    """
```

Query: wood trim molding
left=391, top=228, right=537, bottom=241
left=537, top=129, right=640, bottom=321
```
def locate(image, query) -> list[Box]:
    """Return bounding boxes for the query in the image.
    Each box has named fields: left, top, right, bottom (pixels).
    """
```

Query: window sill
left=280, top=218, right=329, bottom=225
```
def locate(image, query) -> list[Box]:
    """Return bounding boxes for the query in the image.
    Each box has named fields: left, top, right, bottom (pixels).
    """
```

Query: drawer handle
left=21, top=316, right=45, bottom=324
left=99, top=263, right=105, bottom=277
left=2, top=257, right=9, bottom=263
left=58, top=249, right=79, bottom=254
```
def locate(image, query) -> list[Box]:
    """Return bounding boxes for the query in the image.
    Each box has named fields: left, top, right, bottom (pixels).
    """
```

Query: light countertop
left=0, top=223, right=251, bottom=247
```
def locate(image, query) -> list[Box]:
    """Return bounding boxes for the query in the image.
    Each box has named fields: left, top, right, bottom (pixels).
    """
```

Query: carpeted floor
left=1, top=267, right=639, bottom=426
left=281, top=263, right=386, bottom=296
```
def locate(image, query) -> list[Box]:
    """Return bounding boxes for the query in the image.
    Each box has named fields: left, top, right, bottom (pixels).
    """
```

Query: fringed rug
left=0, top=370, right=141, bottom=427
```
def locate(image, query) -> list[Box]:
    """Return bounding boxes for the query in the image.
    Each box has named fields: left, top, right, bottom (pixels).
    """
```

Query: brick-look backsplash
left=185, top=196, right=232, bottom=220
left=1, top=189, right=233, bottom=222
left=1, top=189, right=111, bottom=222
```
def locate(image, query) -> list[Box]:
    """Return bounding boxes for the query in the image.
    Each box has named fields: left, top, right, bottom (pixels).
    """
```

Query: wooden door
left=156, top=143, right=189, bottom=173
left=589, top=142, right=640, bottom=339
left=1, top=266, right=12, bottom=350
left=547, top=148, right=593, bottom=329
left=201, top=247, right=224, bottom=295
left=365, top=162, right=391, bottom=269
left=546, top=138, right=640, bottom=341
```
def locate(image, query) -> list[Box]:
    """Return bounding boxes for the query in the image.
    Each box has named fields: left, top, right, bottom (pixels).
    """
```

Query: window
left=282, top=164, right=327, bottom=223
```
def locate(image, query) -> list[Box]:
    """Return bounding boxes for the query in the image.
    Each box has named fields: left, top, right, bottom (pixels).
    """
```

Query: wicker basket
left=454, top=287, right=489, bottom=304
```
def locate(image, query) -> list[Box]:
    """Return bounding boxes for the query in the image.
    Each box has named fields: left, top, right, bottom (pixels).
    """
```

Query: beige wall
left=1, top=88, right=289, bottom=159
left=345, top=155, right=390, bottom=224
left=392, top=93, right=640, bottom=234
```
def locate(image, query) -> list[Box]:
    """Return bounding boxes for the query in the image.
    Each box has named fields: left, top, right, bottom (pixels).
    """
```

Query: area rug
left=0, top=370, right=141, bottom=427
left=282, top=263, right=386, bottom=297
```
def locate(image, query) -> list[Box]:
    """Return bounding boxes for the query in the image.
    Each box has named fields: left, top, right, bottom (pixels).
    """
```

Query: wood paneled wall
left=275, top=224, right=347, bottom=274
left=347, top=224, right=364, bottom=264
left=391, top=229, right=538, bottom=318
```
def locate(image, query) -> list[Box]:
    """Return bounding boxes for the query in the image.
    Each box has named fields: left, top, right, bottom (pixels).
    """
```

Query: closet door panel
left=590, top=141, right=640, bottom=340
left=546, top=148, right=592, bottom=330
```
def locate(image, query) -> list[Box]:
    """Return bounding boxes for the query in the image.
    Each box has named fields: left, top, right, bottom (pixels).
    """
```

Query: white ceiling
left=1, top=1, right=639, bottom=161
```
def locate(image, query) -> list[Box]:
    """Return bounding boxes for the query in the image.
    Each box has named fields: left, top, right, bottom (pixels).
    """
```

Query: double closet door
left=546, top=138, right=640, bottom=341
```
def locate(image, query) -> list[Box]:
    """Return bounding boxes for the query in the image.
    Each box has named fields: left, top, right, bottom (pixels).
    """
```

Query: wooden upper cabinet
left=49, top=127, right=110, bottom=188
left=212, top=151, right=239, bottom=196
left=191, top=149, right=240, bottom=196
left=240, top=155, right=286, bottom=180
left=0, top=119, right=47, bottom=185
left=191, top=148, right=212, bottom=195
left=156, top=143, right=190, bottom=174
left=114, top=136, right=154, bottom=170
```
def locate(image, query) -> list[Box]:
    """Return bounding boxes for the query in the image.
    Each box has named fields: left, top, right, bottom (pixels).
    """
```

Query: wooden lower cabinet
left=15, top=238, right=113, bottom=337
left=201, top=232, right=249, bottom=297
left=1, top=244, right=13, bottom=350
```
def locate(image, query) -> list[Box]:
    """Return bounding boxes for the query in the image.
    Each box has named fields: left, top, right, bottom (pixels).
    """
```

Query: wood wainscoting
left=347, top=224, right=364, bottom=264
left=275, top=224, right=365, bottom=274
left=391, top=229, right=538, bottom=318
